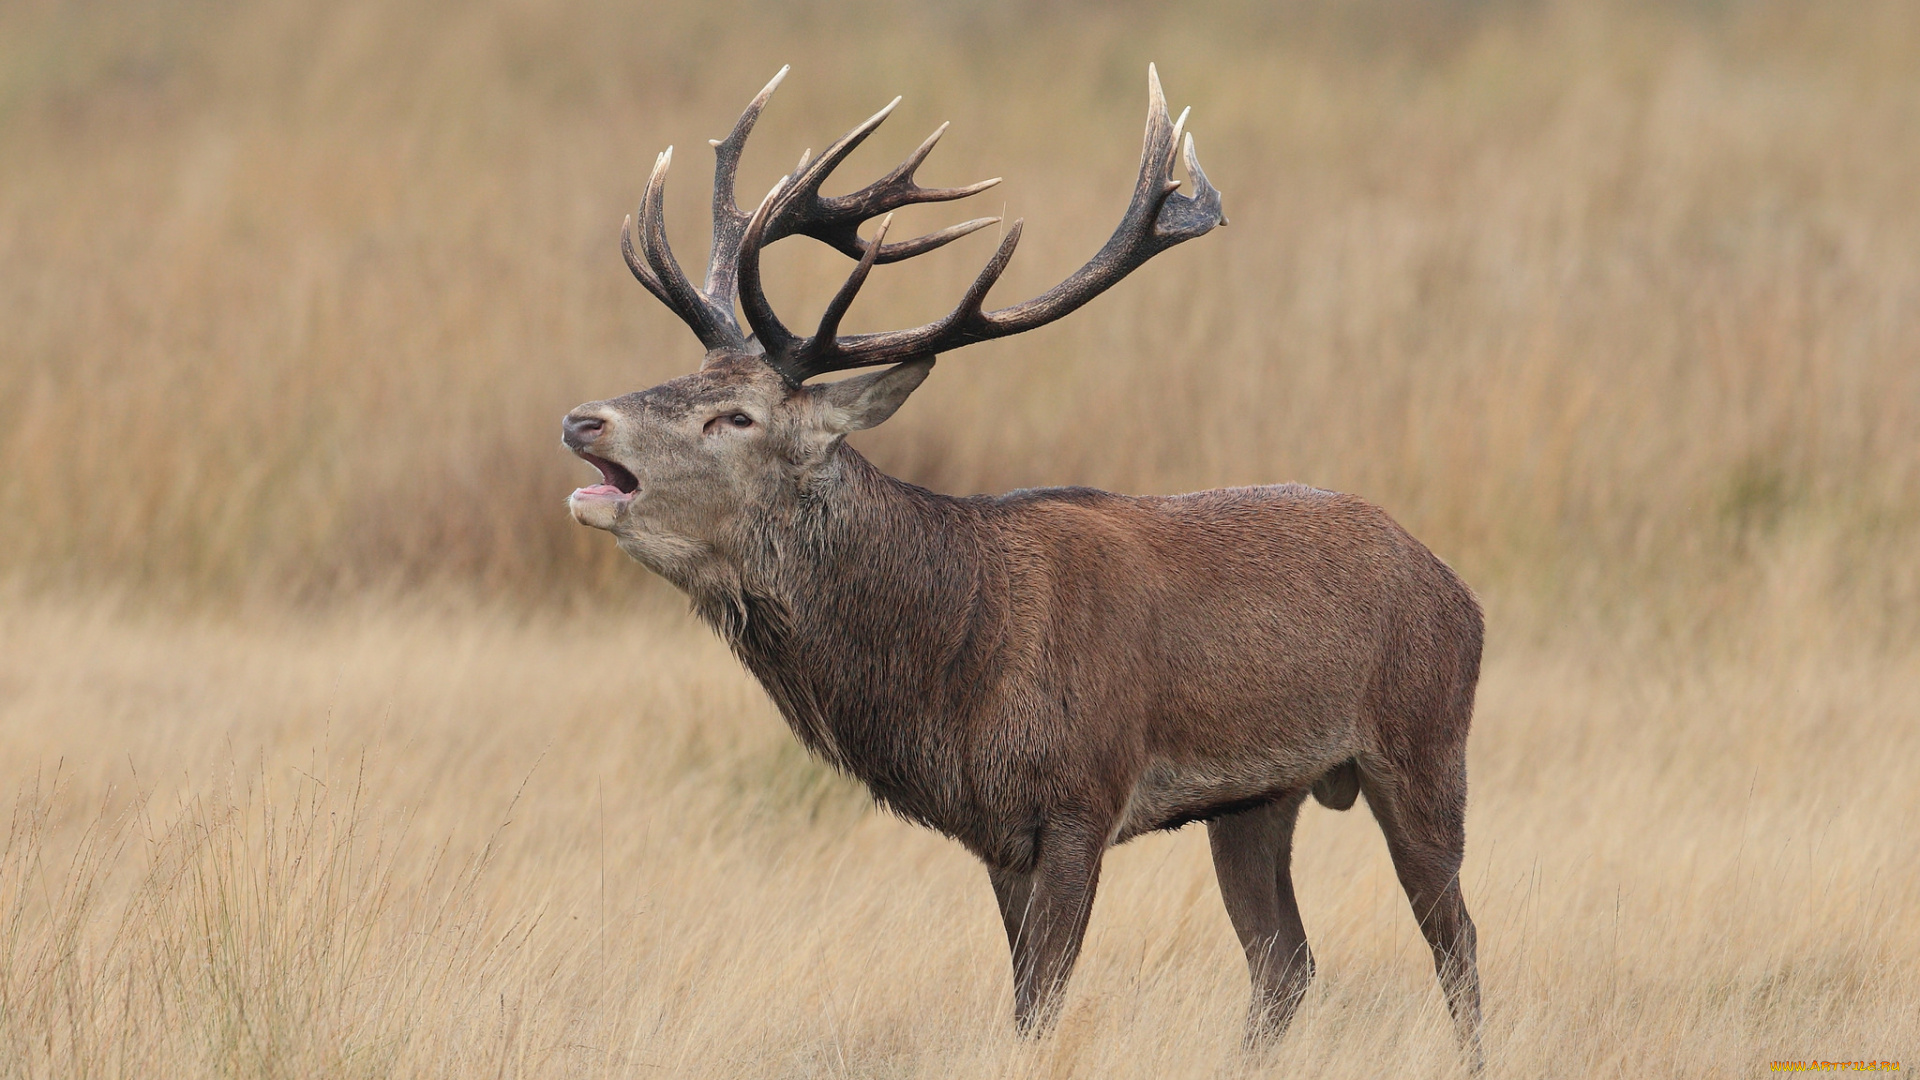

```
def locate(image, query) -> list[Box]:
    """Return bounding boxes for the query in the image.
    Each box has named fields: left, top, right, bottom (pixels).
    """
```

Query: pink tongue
left=573, top=484, right=628, bottom=498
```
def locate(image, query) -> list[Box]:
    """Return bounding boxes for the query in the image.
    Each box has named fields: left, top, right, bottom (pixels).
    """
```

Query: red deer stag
left=563, top=66, right=1483, bottom=1059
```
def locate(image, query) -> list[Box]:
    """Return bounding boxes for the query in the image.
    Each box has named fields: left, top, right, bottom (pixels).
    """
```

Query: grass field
left=2, top=0, right=1917, bottom=1075
left=2, top=595, right=1914, bottom=1078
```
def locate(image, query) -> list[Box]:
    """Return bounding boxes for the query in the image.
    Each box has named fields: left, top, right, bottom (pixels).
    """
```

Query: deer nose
left=562, top=412, right=606, bottom=450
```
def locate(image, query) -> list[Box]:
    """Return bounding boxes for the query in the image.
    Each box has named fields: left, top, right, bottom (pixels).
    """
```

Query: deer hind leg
left=1207, top=789, right=1313, bottom=1042
left=1361, top=756, right=1483, bottom=1069
left=987, top=820, right=1108, bottom=1036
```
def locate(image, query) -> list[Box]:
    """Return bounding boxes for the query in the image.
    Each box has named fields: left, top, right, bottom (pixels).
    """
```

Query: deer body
left=693, top=447, right=1476, bottom=861
left=565, top=67, right=1483, bottom=1063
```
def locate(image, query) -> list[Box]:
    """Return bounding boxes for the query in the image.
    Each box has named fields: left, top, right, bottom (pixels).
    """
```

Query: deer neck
left=693, top=446, right=994, bottom=802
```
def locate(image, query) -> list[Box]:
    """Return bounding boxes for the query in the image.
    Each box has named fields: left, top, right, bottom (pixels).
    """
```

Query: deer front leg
left=987, top=822, right=1108, bottom=1035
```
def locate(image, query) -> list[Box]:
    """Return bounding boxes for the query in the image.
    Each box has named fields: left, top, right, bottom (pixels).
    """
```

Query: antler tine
left=951, top=219, right=1025, bottom=322
left=753, top=98, right=1005, bottom=267
left=736, top=175, right=799, bottom=360
left=1183, top=131, right=1226, bottom=227
left=703, top=64, right=789, bottom=311
left=765, top=64, right=1225, bottom=383
left=636, top=147, right=747, bottom=351
left=819, top=122, right=1005, bottom=264
left=622, top=212, right=672, bottom=308
left=788, top=96, right=901, bottom=203
left=784, top=220, right=1023, bottom=382
left=1169, top=106, right=1189, bottom=175
left=779, top=213, right=893, bottom=381
left=870, top=215, right=1004, bottom=263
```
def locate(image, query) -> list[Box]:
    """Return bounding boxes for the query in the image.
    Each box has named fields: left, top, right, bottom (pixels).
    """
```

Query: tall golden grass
left=2, top=0, right=1917, bottom=1075
left=1, top=595, right=1914, bottom=1078
left=3, top=0, right=1916, bottom=616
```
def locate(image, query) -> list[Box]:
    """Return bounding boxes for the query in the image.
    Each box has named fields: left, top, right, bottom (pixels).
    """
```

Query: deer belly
left=1114, top=751, right=1334, bottom=842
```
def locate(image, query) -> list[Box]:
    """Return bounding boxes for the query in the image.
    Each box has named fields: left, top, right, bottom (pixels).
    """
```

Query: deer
left=562, top=66, right=1484, bottom=1063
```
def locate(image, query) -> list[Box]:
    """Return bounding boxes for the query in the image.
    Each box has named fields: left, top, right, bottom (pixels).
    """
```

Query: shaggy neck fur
left=688, top=447, right=1003, bottom=830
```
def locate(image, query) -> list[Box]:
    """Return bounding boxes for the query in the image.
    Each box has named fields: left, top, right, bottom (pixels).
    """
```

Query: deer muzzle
left=563, top=408, right=639, bottom=529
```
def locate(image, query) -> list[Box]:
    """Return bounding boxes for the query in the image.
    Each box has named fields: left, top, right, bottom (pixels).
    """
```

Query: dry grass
left=0, top=594, right=1914, bottom=1078
left=3, top=0, right=1917, bottom=614
left=2, top=0, right=1918, bottom=1075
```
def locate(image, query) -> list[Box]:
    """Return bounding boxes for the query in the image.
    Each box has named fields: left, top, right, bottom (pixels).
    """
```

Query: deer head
left=563, top=65, right=1224, bottom=588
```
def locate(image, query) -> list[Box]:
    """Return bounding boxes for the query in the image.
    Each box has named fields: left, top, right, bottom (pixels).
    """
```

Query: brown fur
left=564, top=353, right=1484, bottom=1058
left=568, top=65, right=1480, bottom=1063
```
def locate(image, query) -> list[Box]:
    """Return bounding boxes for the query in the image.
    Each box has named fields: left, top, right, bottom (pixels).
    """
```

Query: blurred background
left=5, top=0, right=1915, bottom=636
left=1, top=4, right=1917, bottom=1075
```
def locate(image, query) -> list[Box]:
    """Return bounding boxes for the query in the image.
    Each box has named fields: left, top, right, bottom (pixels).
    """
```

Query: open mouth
left=573, top=452, right=639, bottom=500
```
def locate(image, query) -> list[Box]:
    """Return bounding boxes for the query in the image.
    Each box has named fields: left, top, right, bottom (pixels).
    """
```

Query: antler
left=620, top=66, right=782, bottom=352
left=625, top=64, right=1226, bottom=384
left=622, top=66, right=1005, bottom=358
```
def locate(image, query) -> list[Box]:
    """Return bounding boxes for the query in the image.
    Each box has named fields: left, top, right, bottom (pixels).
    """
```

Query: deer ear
left=810, top=357, right=934, bottom=433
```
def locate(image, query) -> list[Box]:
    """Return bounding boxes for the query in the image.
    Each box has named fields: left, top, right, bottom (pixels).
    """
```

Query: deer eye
left=705, top=412, right=754, bottom=436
